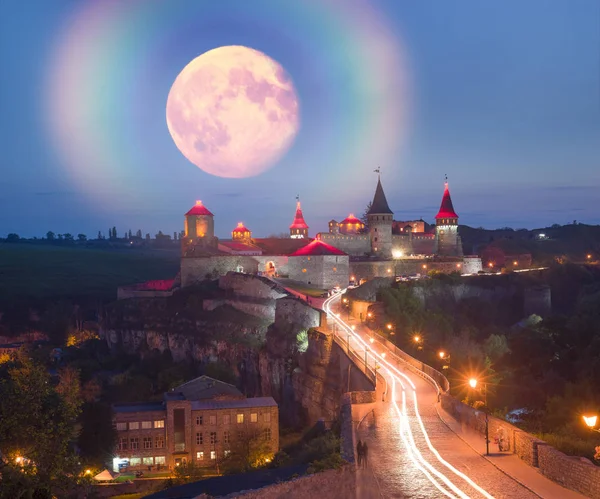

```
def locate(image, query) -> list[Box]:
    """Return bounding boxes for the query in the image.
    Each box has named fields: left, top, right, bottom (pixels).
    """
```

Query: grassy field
left=274, top=278, right=327, bottom=297
left=0, top=243, right=180, bottom=306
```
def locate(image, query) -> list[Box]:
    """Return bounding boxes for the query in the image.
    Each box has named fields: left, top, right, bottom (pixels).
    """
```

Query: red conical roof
left=289, top=201, right=309, bottom=229
left=185, top=200, right=214, bottom=217
left=435, top=182, right=458, bottom=219
left=289, top=239, right=347, bottom=256
left=232, top=222, right=251, bottom=234
left=340, top=214, right=364, bottom=225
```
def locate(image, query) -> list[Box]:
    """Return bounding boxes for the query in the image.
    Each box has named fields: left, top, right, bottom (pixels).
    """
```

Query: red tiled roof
left=253, top=238, right=312, bottom=255
left=340, top=214, right=364, bottom=225
left=232, top=222, right=251, bottom=234
left=435, top=182, right=459, bottom=219
left=185, top=200, right=214, bottom=217
left=219, top=241, right=261, bottom=253
left=132, top=279, right=175, bottom=291
left=290, top=201, right=309, bottom=229
left=290, top=239, right=347, bottom=257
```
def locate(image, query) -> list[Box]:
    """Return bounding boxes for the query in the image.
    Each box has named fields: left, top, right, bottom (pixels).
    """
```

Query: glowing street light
left=351, top=325, right=356, bottom=331
left=488, top=262, right=494, bottom=268
left=583, top=415, right=600, bottom=433
left=469, top=378, right=477, bottom=389
left=85, top=469, right=92, bottom=475
left=468, top=377, right=489, bottom=455
left=381, top=352, right=386, bottom=359
left=367, top=312, right=373, bottom=318
left=439, top=351, right=446, bottom=359
left=369, top=337, right=375, bottom=344
left=587, top=254, right=592, bottom=260
left=413, top=335, right=421, bottom=343
left=386, top=323, right=393, bottom=330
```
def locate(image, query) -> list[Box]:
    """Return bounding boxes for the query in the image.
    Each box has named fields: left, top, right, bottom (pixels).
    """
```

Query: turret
left=182, top=200, right=217, bottom=255
left=290, top=197, right=309, bottom=239
left=434, top=180, right=463, bottom=256
left=367, top=176, right=393, bottom=258
left=232, top=222, right=252, bottom=241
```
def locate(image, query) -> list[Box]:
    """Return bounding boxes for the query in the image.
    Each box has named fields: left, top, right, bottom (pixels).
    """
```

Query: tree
left=78, top=402, right=117, bottom=468
left=63, top=233, right=74, bottom=242
left=361, top=201, right=372, bottom=228
left=46, top=231, right=55, bottom=241
left=77, top=233, right=87, bottom=242
left=6, top=233, right=20, bottom=242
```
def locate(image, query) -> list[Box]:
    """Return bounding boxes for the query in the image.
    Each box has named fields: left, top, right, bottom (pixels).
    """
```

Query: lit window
left=196, top=416, right=203, bottom=426
left=129, top=457, right=141, bottom=466
left=196, top=451, right=204, bottom=460
left=130, top=437, right=139, bottom=450
left=211, top=451, right=216, bottom=460
left=143, top=437, right=152, bottom=449
left=307, top=257, right=311, bottom=261
left=302, top=268, right=307, bottom=273
left=209, top=415, right=217, bottom=425
left=155, top=456, right=166, bottom=465
left=143, top=457, right=153, bottom=465
left=237, top=414, right=244, bottom=424
left=250, top=413, right=258, bottom=423
left=224, top=450, right=231, bottom=457
left=154, top=420, right=164, bottom=429
left=141, top=421, right=152, bottom=429
left=155, top=435, right=164, bottom=448
left=129, top=422, right=139, bottom=430
left=264, top=413, right=271, bottom=423
left=196, top=432, right=203, bottom=445
left=223, top=414, right=231, bottom=425
left=116, top=422, right=127, bottom=431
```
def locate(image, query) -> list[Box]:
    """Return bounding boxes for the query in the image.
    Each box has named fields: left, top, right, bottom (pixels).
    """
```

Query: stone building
left=367, top=176, right=394, bottom=258
left=112, top=376, right=279, bottom=471
left=289, top=197, right=309, bottom=239
left=433, top=180, right=463, bottom=257
left=288, top=239, right=350, bottom=289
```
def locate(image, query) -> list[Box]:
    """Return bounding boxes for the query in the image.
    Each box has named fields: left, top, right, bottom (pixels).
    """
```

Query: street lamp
left=469, top=378, right=489, bottom=456
left=438, top=351, right=446, bottom=359
left=583, top=415, right=600, bottom=433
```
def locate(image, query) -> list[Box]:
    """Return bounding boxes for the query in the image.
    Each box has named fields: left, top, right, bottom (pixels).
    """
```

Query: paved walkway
left=322, top=295, right=586, bottom=499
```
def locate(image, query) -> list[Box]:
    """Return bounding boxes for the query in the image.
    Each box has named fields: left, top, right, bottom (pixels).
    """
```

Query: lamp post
left=583, top=415, right=600, bottom=433
left=469, top=378, right=489, bottom=456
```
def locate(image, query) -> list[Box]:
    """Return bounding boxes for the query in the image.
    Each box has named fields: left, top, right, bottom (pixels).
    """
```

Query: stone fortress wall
left=317, top=233, right=370, bottom=256
left=287, top=254, right=350, bottom=289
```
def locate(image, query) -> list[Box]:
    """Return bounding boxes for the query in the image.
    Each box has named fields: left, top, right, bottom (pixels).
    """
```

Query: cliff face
left=101, top=273, right=335, bottom=425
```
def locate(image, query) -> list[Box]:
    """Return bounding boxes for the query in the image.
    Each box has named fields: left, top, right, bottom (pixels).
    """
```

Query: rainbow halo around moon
left=166, top=45, right=300, bottom=178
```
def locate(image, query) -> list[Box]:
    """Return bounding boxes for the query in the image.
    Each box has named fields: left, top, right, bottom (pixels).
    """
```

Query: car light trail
left=324, top=292, right=496, bottom=499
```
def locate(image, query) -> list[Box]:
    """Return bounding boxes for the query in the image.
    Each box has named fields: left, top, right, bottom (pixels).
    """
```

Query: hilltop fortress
left=119, top=176, right=482, bottom=298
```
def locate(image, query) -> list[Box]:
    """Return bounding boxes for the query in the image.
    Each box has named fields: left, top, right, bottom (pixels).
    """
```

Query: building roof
left=127, top=279, right=175, bottom=291
left=289, top=239, right=347, bottom=256
left=166, top=376, right=244, bottom=402
left=185, top=200, right=214, bottom=217
left=232, top=222, right=251, bottom=234
left=190, top=396, right=277, bottom=411
left=113, top=402, right=165, bottom=413
left=340, top=214, right=364, bottom=226
left=253, top=238, right=312, bottom=255
left=289, top=200, right=309, bottom=229
left=219, top=241, right=262, bottom=254
left=435, top=182, right=459, bottom=219
left=367, top=177, right=393, bottom=215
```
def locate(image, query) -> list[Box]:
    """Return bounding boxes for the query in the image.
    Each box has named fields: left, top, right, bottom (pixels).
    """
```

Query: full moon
left=166, top=46, right=300, bottom=178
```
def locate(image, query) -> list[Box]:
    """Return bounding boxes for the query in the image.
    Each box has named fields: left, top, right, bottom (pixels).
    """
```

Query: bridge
left=322, top=291, right=589, bottom=499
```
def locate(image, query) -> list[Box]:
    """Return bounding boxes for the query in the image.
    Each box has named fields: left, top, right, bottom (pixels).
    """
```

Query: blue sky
left=0, top=0, right=598, bottom=238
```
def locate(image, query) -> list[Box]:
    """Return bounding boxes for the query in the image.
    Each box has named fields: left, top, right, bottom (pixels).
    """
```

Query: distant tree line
left=2, top=227, right=186, bottom=245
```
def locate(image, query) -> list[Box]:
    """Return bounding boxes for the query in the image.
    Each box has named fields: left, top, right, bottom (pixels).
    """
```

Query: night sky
left=1, top=0, right=599, bottom=238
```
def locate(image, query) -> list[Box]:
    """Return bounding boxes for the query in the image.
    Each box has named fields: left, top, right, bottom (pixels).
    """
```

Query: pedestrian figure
left=362, top=442, right=369, bottom=469
left=356, top=440, right=363, bottom=467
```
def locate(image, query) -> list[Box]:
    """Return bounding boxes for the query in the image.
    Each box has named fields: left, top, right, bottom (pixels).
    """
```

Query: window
left=130, top=437, right=139, bottom=450
left=302, top=268, right=307, bottom=273
left=196, top=415, right=203, bottom=426
left=154, top=420, right=164, bottom=429
left=237, top=414, right=244, bottom=424
left=307, top=257, right=311, bottom=261
left=209, top=415, right=217, bottom=425
left=155, top=435, right=164, bottom=448
left=116, top=422, right=127, bottom=431
left=223, top=431, right=230, bottom=444
left=155, top=456, right=165, bottom=465
left=250, top=413, right=257, bottom=423
left=210, top=432, right=217, bottom=444
left=143, top=437, right=152, bottom=449
left=210, top=451, right=216, bottom=460
left=129, top=422, right=139, bottom=430
left=196, top=451, right=204, bottom=460
left=196, top=432, right=203, bottom=445
left=374, top=237, right=378, bottom=242
left=129, top=457, right=141, bottom=466
left=264, top=428, right=272, bottom=441
left=264, top=413, right=271, bottom=423
left=118, top=437, right=128, bottom=450
left=238, top=430, right=245, bottom=440
left=333, top=267, right=337, bottom=272
left=223, top=414, right=231, bottom=425
left=141, top=421, right=152, bottom=429
left=224, top=450, right=231, bottom=458
left=142, top=457, right=153, bottom=465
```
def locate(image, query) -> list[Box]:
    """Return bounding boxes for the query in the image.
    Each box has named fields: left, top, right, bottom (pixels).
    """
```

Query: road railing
left=331, top=330, right=377, bottom=386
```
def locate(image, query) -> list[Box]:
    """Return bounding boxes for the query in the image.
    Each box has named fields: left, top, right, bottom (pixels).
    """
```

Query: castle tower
left=434, top=180, right=463, bottom=256
left=232, top=222, right=252, bottom=241
left=182, top=200, right=217, bottom=254
left=290, top=196, right=309, bottom=239
left=367, top=175, right=393, bottom=258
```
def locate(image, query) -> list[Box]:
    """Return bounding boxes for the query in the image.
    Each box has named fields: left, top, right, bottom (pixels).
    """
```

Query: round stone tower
left=182, top=200, right=217, bottom=255
left=367, top=176, right=393, bottom=258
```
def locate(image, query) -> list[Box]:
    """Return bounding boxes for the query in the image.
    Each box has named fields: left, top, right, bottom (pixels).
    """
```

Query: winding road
left=323, top=292, right=542, bottom=499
